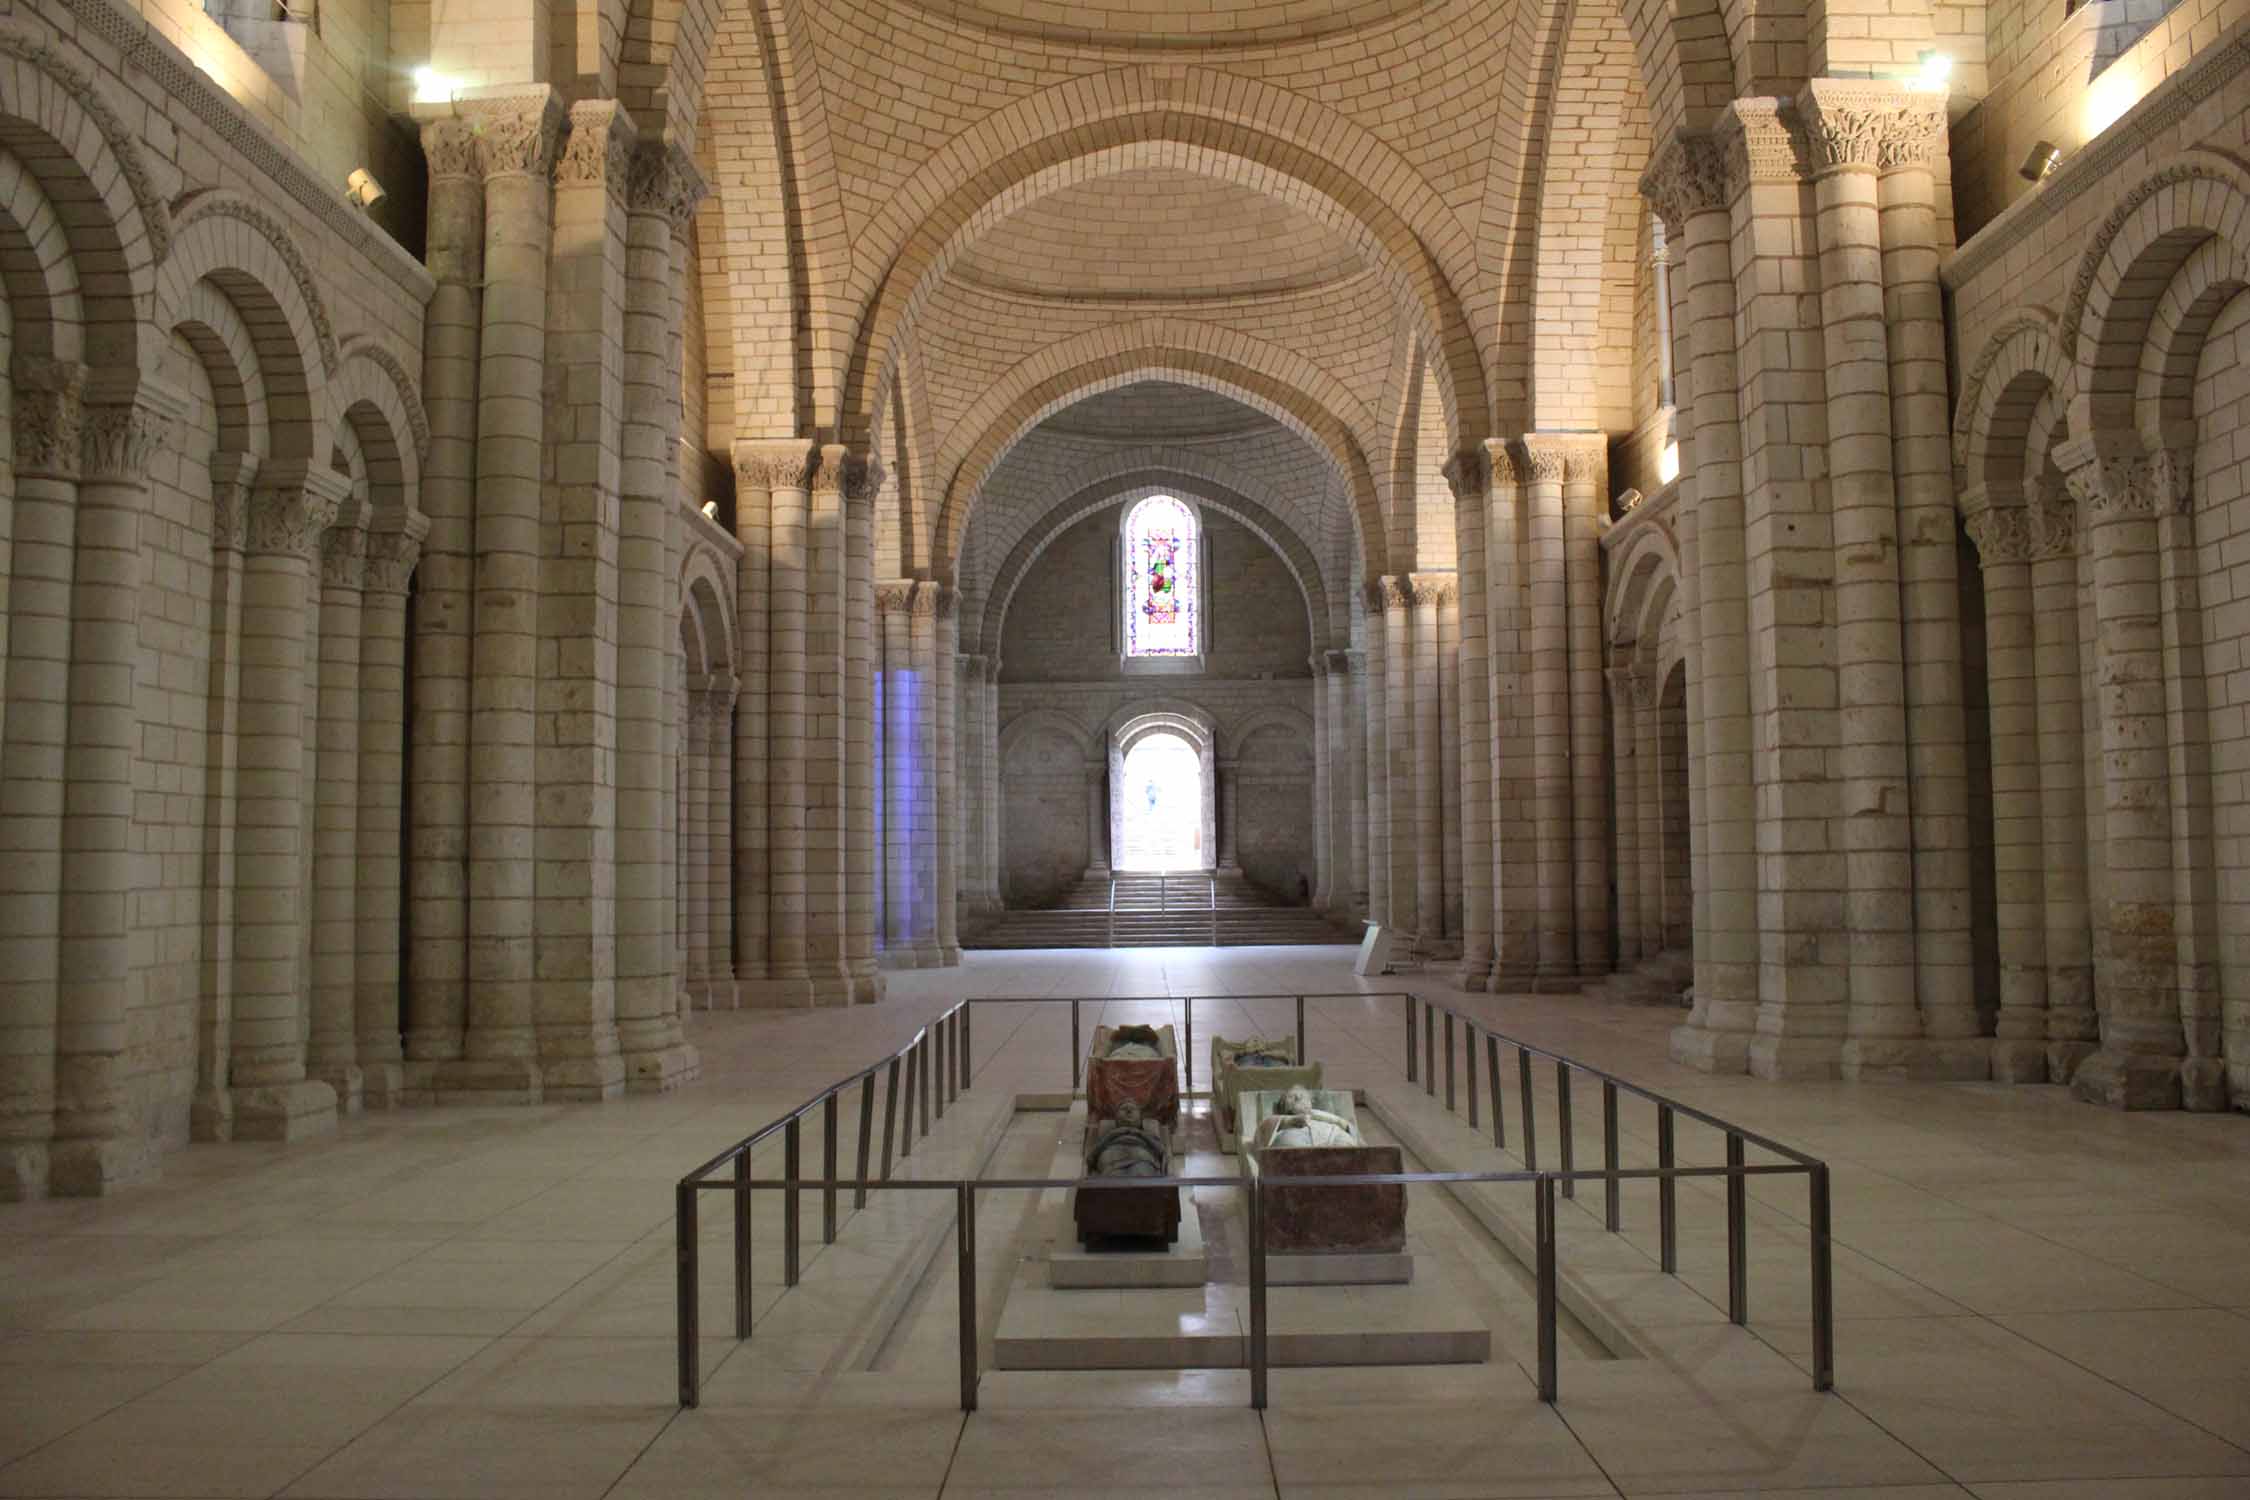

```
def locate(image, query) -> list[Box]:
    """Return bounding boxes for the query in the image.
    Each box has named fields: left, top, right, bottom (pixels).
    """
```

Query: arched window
left=1122, top=494, right=1201, bottom=659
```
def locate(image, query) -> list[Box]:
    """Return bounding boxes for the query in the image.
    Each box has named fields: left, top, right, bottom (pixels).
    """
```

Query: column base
left=694, top=977, right=739, bottom=1011
left=852, top=971, right=888, bottom=1005
left=359, top=1059, right=406, bottom=1109
left=541, top=1055, right=626, bottom=1102
left=1990, top=1040, right=2050, bottom=1083
left=190, top=1085, right=235, bottom=1143
left=311, top=1063, right=365, bottom=1116
left=228, top=1079, right=341, bottom=1142
left=0, top=1144, right=49, bottom=1201
left=2181, top=1057, right=2228, bottom=1112
left=2068, top=1047, right=2183, bottom=1109
left=46, top=1135, right=160, bottom=1197
left=624, top=1042, right=701, bottom=1094
left=878, top=950, right=928, bottom=971
left=739, top=975, right=859, bottom=1008
left=428, top=1058, right=545, bottom=1106
left=1840, top=1037, right=1991, bottom=1081
left=2047, top=1039, right=2098, bottom=1081
left=1669, top=1021, right=1753, bottom=1073
left=1748, top=1035, right=1842, bottom=1081
left=938, top=946, right=962, bottom=967
left=1455, top=958, right=1494, bottom=993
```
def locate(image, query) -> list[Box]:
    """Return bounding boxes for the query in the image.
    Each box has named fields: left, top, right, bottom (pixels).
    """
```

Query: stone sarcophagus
left=1241, top=1087, right=1405, bottom=1254
left=1073, top=1101, right=1182, bottom=1246
left=1209, top=1035, right=1322, bottom=1136
left=1085, top=1023, right=1179, bottom=1127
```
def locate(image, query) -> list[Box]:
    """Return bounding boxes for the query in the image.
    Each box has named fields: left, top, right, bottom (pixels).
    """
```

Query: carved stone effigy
left=1209, top=1035, right=1323, bottom=1137
left=1073, top=1100, right=1181, bottom=1245
left=1242, top=1083, right=1408, bottom=1255
left=1085, top=1023, right=1179, bottom=1127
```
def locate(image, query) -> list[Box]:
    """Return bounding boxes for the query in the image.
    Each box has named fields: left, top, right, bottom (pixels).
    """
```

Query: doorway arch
left=1105, top=706, right=1217, bottom=873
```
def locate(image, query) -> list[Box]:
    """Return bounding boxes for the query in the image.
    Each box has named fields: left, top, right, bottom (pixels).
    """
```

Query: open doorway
left=1118, top=730, right=1205, bottom=870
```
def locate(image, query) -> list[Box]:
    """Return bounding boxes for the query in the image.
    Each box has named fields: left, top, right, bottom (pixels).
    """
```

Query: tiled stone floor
left=4, top=947, right=2249, bottom=1497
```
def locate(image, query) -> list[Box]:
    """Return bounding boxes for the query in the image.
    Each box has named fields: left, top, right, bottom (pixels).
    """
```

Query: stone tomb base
left=1044, top=1105, right=1212, bottom=1289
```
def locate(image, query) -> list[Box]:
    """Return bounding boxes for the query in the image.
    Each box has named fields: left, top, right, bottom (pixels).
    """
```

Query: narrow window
left=1122, top=493, right=1200, bottom=659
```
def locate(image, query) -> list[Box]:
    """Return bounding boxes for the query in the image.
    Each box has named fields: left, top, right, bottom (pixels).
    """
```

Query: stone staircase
left=965, top=872, right=1348, bottom=949
left=1578, top=948, right=1695, bottom=1006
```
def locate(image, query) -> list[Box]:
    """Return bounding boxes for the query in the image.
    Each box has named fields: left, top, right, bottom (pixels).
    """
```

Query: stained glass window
left=1123, top=494, right=1199, bottom=658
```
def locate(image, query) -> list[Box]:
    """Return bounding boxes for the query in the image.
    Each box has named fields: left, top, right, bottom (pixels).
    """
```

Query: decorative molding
left=734, top=441, right=816, bottom=493
left=1950, top=310, right=2062, bottom=469
left=1944, top=24, right=2250, bottom=292
left=475, top=96, right=567, bottom=179
left=320, top=523, right=369, bottom=589
left=1639, top=130, right=1731, bottom=229
left=1441, top=447, right=1489, bottom=500
left=46, top=3, right=432, bottom=300
left=1965, top=504, right=2037, bottom=565
left=809, top=446, right=883, bottom=500
left=174, top=194, right=339, bottom=375
left=1718, top=98, right=1808, bottom=199
left=628, top=140, right=709, bottom=230
left=1796, top=81, right=1948, bottom=174
left=1373, top=575, right=1410, bottom=611
left=1407, top=572, right=1459, bottom=607
left=209, top=453, right=259, bottom=553
left=365, top=524, right=426, bottom=594
left=0, top=24, right=171, bottom=263
left=874, top=580, right=915, bottom=615
left=2058, top=155, right=2250, bottom=365
left=554, top=100, right=636, bottom=193
left=244, top=483, right=344, bottom=560
left=11, top=358, right=86, bottom=479
left=2060, top=445, right=2194, bottom=525
left=909, top=581, right=943, bottom=618
left=2031, top=483, right=2078, bottom=559
left=81, top=401, right=175, bottom=481
left=421, top=117, right=483, bottom=182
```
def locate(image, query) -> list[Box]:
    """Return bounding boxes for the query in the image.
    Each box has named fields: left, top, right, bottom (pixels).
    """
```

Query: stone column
left=460, top=92, right=565, bottom=1090
left=684, top=684, right=714, bottom=1005
left=1347, top=649, right=1369, bottom=914
left=984, top=656, right=1004, bottom=908
left=1636, top=668, right=1668, bottom=954
left=841, top=456, right=881, bottom=1000
left=909, top=582, right=942, bottom=964
left=2029, top=488, right=2094, bottom=1079
left=1520, top=443, right=1574, bottom=981
left=732, top=444, right=797, bottom=996
left=309, top=519, right=369, bottom=1115
left=1964, top=493, right=2046, bottom=1080
left=224, top=460, right=349, bottom=1144
left=2063, top=443, right=2186, bottom=1108
left=189, top=454, right=255, bottom=1145
left=1872, top=87, right=1979, bottom=1075
left=1217, top=762, right=1241, bottom=872
left=1643, top=136, right=1754, bottom=1067
left=1323, top=651, right=1356, bottom=919
left=803, top=450, right=853, bottom=1000
left=1363, top=609, right=1390, bottom=926
left=0, top=362, right=84, bottom=1195
left=876, top=582, right=914, bottom=960
left=621, top=141, right=704, bottom=1087
left=1381, top=577, right=1415, bottom=934
left=1084, top=767, right=1109, bottom=878
left=1440, top=579, right=1462, bottom=940
left=1448, top=450, right=1494, bottom=986
left=1562, top=441, right=1610, bottom=977
left=405, top=114, right=484, bottom=1073
left=960, top=652, right=988, bottom=914
left=742, top=443, right=816, bottom=1001
left=934, top=585, right=960, bottom=965
left=1408, top=573, right=1447, bottom=945
left=355, top=520, right=426, bottom=1108
left=1485, top=445, right=1538, bottom=988
left=706, top=672, right=739, bottom=1007
left=1609, top=664, right=1645, bottom=969
left=1308, top=660, right=1330, bottom=907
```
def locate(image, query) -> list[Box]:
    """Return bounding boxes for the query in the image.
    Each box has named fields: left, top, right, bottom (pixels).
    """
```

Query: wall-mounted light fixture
left=411, top=66, right=456, bottom=103
left=1915, top=49, right=1953, bottom=90
left=2018, top=141, right=2063, bottom=183
left=346, top=168, right=386, bottom=208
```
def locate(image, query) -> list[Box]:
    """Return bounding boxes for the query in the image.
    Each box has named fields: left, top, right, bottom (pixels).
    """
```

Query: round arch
left=1104, top=702, right=1220, bottom=875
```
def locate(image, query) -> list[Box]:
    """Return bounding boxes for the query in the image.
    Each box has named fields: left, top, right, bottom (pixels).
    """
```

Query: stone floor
left=4, top=947, right=2249, bottom=1498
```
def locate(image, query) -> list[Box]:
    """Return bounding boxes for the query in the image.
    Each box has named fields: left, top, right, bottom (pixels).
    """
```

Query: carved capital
left=874, top=580, right=915, bottom=615
left=1523, top=433, right=1607, bottom=486
left=1965, top=504, right=2036, bottom=566
left=734, top=439, right=817, bottom=494
left=1324, top=648, right=1353, bottom=677
left=1372, top=575, right=1410, bottom=612
left=419, top=116, right=483, bottom=183
left=1408, top=571, right=1459, bottom=607
left=2061, top=444, right=2193, bottom=527
left=244, top=466, right=351, bottom=561
left=365, top=517, right=429, bottom=595
left=628, top=140, right=709, bottom=230
left=1798, top=81, right=1949, bottom=174
left=463, top=93, right=567, bottom=180
left=1718, top=98, right=1809, bottom=198
left=1640, top=131, right=1732, bottom=230
left=208, top=453, right=260, bottom=554
left=1482, top=437, right=1526, bottom=489
left=81, top=382, right=185, bottom=482
left=11, top=357, right=86, bottom=479
left=985, top=655, right=1003, bottom=683
left=1606, top=663, right=1655, bottom=710
left=1441, top=447, right=1489, bottom=501
left=811, top=445, right=884, bottom=501
left=554, top=99, right=636, bottom=194
left=321, top=523, right=370, bottom=590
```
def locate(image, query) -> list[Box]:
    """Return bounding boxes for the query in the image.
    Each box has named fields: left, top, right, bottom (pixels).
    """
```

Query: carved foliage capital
left=811, top=446, right=884, bottom=501
left=1719, top=98, right=1809, bottom=197
left=321, top=524, right=369, bottom=589
left=1965, top=504, right=2036, bottom=565
left=1798, top=84, right=1949, bottom=173
left=553, top=100, right=636, bottom=194
left=628, top=140, right=709, bottom=229
left=420, top=116, right=483, bottom=182
left=11, top=357, right=86, bottom=479
left=469, top=94, right=567, bottom=180
left=1521, top=434, right=1604, bottom=486
left=1640, top=132, right=1731, bottom=229
left=874, top=580, right=915, bottom=615
left=366, top=526, right=426, bottom=594
left=734, top=441, right=817, bottom=494
left=1372, top=575, right=1410, bottom=612
left=245, top=483, right=344, bottom=561
left=1407, top=572, right=1458, bottom=607
left=1441, top=447, right=1489, bottom=501
left=2062, top=446, right=2194, bottom=526
left=82, top=401, right=176, bottom=482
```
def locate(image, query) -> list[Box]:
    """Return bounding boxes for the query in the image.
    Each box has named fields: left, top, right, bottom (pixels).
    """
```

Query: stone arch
left=680, top=546, right=735, bottom=671
left=153, top=197, right=331, bottom=463
left=1222, top=704, right=1316, bottom=763
left=167, top=279, right=267, bottom=463
left=930, top=320, right=1385, bottom=581
left=0, top=144, right=83, bottom=365
left=976, top=457, right=1335, bottom=657
left=1954, top=309, right=2070, bottom=489
left=1105, top=701, right=1220, bottom=874
left=836, top=69, right=1489, bottom=452
left=2065, top=152, right=2250, bottom=443
left=1619, top=0, right=1737, bottom=144
left=0, top=26, right=168, bottom=372
left=330, top=338, right=430, bottom=504
left=999, top=706, right=1099, bottom=770
left=2140, top=233, right=2250, bottom=456
left=1605, top=512, right=1683, bottom=645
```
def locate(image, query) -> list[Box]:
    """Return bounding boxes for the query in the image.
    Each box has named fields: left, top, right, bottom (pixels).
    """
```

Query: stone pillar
left=933, top=585, right=960, bottom=965
left=405, top=113, right=484, bottom=1073
left=1363, top=617, right=1389, bottom=926
left=1448, top=450, right=1494, bottom=986
left=1217, top=762, right=1241, bottom=873
left=2063, top=444, right=2188, bottom=1108
left=1485, top=445, right=1538, bottom=988
left=0, top=362, right=84, bottom=1195
left=1636, top=668, right=1668, bottom=953
left=224, top=460, right=350, bottom=1144
left=1084, top=766, right=1109, bottom=878
left=622, top=140, right=703, bottom=1087
left=1408, top=573, right=1448, bottom=946
left=1964, top=494, right=2046, bottom=1080
left=1308, top=660, right=1331, bottom=909
left=706, top=673, right=739, bottom=1007
left=1609, top=664, right=1645, bottom=969
left=909, top=582, right=942, bottom=963
left=1562, top=442, right=1610, bottom=977
left=1381, top=577, right=1415, bottom=933
left=1643, top=135, right=1754, bottom=1067
left=2029, top=488, right=2094, bottom=1079
left=876, top=582, right=914, bottom=960
left=1347, top=649, right=1369, bottom=914
left=459, top=92, right=565, bottom=1091
left=961, top=652, right=989, bottom=914
left=735, top=443, right=816, bottom=1001
left=684, top=685, right=714, bottom=1004
left=355, top=520, right=426, bottom=1108
left=1323, top=651, right=1356, bottom=919
left=803, top=450, right=854, bottom=1000
left=309, top=519, right=369, bottom=1115
left=189, top=454, right=255, bottom=1145
left=1520, top=443, right=1574, bottom=981
left=842, top=459, right=881, bottom=1000
left=984, top=656, right=1004, bottom=908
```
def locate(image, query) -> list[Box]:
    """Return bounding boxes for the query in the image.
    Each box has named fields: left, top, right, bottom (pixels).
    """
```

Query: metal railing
left=673, top=991, right=1835, bottom=1411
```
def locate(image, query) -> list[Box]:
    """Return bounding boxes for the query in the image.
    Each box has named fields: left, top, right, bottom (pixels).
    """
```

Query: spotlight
left=2018, top=141, right=2062, bottom=183
left=701, top=500, right=720, bottom=519
left=346, top=168, right=386, bottom=208
left=411, top=66, right=454, bottom=102
left=1915, top=50, right=1953, bottom=89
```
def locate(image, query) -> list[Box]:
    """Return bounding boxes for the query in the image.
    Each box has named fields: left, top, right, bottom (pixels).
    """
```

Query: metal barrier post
left=733, top=1153, right=753, bottom=1337
left=1247, top=1178, right=1268, bottom=1411
left=1518, top=1047, right=1537, bottom=1168
left=1184, top=998, right=1195, bottom=1094
left=1725, top=1131, right=1747, bottom=1324
left=1809, top=1163, right=1834, bottom=1391
left=1423, top=1003, right=1436, bottom=1097
left=1487, top=1032, right=1505, bottom=1150
left=948, top=1012, right=960, bottom=1104
left=1556, top=1062, right=1575, bottom=1199
left=822, top=1093, right=839, bottom=1244
left=1404, top=995, right=1417, bottom=1084
left=1535, top=1175, right=1558, bottom=1403
left=855, top=1076, right=875, bottom=1210
left=957, top=1182, right=979, bottom=1413
left=1071, top=1000, right=1082, bottom=1088
left=1444, top=1011, right=1456, bottom=1112
left=783, top=1116, right=802, bottom=1287
left=919, top=1034, right=932, bottom=1138
left=1465, top=1023, right=1479, bottom=1130
left=899, top=1046, right=916, bottom=1160
left=1601, top=1080, right=1620, bottom=1232
left=882, top=1055, right=901, bottom=1177
left=1657, top=1104, right=1677, bottom=1274
left=1295, top=994, right=1306, bottom=1069
left=677, top=1182, right=700, bottom=1407
left=962, top=1005, right=974, bottom=1090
